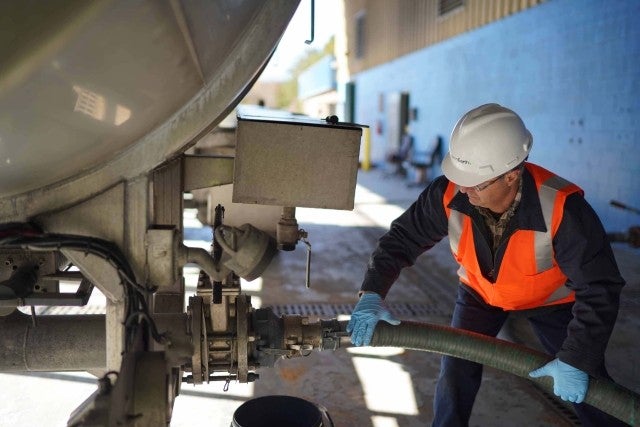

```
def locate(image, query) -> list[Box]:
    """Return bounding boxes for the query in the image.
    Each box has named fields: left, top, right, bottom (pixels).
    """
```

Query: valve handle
left=300, top=230, right=311, bottom=288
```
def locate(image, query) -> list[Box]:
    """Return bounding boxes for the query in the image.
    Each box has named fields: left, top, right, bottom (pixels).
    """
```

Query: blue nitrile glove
left=529, top=358, right=589, bottom=403
left=346, top=293, right=401, bottom=346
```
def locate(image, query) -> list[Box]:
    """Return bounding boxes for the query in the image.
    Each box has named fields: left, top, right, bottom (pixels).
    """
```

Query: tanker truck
left=0, top=1, right=363, bottom=424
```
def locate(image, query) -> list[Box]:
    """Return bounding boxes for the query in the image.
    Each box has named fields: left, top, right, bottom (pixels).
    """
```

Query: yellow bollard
left=361, top=127, right=371, bottom=171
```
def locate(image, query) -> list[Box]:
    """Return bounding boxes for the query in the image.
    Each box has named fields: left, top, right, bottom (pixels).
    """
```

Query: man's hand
left=346, top=293, right=401, bottom=346
left=529, top=358, right=589, bottom=403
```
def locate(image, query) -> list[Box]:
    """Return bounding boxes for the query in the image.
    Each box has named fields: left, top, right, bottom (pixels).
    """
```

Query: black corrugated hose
left=366, top=321, right=638, bottom=426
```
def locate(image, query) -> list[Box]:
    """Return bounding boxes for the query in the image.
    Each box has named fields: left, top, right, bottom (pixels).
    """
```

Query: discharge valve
left=276, top=207, right=312, bottom=288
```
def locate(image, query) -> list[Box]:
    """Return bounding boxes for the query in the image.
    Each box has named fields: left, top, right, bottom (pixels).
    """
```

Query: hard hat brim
left=441, top=153, right=492, bottom=187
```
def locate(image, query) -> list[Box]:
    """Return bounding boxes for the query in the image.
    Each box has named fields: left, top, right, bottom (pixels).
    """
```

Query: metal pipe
left=181, top=245, right=229, bottom=282
left=0, top=311, right=191, bottom=373
left=0, top=311, right=105, bottom=372
left=305, top=0, right=315, bottom=44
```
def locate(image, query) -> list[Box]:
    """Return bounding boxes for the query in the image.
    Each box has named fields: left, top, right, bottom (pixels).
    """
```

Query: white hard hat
left=441, top=103, right=532, bottom=187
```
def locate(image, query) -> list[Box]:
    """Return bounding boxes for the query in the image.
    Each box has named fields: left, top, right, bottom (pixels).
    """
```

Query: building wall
left=345, top=0, right=545, bottom=74
left=352, top=0, right=639, bottom=232
left=298, top=56, right=339, bottom=118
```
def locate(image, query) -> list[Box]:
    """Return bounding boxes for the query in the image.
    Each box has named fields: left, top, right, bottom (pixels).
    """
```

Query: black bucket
left=231, top=395, right=333, bottom=427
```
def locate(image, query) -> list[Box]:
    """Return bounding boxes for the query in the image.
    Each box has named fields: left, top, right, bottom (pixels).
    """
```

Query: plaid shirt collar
left=476, top=177, right=523, bottom=253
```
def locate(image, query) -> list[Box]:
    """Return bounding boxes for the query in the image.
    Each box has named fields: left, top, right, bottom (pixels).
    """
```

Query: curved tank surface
left=0, top=0, right=300, bottom=220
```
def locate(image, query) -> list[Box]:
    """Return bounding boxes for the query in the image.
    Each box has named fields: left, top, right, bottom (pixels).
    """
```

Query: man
left=347, top=104, right=627, bottom=426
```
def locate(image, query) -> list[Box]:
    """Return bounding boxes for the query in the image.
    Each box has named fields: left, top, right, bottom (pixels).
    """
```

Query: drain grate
left=388, top=302, right=448, bottom=318
left=271, top=303, right=355, bottom=318
left=270, top=302, right=447, bottom=318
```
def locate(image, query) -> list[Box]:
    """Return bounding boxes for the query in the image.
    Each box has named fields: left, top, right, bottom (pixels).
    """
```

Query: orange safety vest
left=443, top=163, right=583, bottom=310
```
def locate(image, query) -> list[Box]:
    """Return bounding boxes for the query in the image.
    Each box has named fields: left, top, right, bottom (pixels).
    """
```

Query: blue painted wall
left=353, top=0, right=639, bottom=232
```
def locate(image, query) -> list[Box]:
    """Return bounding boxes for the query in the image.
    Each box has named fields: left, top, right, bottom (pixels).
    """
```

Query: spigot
left=276, top=207, right=312, bottom=287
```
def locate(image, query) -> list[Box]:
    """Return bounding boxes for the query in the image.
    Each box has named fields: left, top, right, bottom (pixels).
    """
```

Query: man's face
left=458, top=170, right=520, bottom=213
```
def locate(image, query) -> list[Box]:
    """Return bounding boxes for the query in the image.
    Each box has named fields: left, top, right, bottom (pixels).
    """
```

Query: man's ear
left=504, top=168, right=521, bottom=186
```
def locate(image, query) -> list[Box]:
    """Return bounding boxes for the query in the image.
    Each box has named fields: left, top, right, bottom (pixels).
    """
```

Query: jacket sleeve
left=360, top=176, right=450, bottom=298
left=553, top=193, right=625, bottom=376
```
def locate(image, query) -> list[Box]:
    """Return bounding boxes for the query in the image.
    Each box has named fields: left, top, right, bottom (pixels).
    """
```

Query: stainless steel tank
left=0, top=0, right=300, bottom=221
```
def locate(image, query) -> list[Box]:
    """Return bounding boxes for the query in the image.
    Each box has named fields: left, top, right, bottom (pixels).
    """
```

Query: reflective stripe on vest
left=448, top=187, right=463, bottom=254
left=534, top=175, right=572, bottom=304
left=534, top=174, right=571, bottom=272
left=535, top=174, right=574, bottom=304
left=447, top=187, right=470, bottom=282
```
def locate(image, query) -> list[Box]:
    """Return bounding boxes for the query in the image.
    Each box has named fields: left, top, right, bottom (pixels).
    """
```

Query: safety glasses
left=472, top=173, right=505, bottom=192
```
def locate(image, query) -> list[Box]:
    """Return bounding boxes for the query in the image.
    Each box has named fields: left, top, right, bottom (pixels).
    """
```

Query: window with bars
left=355, top=11, right=366, bottom=59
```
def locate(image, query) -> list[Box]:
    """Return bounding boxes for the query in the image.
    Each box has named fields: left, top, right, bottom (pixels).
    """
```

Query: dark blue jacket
left=361, top=166, right=625, bottom=375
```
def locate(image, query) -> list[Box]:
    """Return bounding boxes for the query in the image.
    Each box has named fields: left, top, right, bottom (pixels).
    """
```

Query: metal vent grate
left=270, top=302, right=446, bottom=318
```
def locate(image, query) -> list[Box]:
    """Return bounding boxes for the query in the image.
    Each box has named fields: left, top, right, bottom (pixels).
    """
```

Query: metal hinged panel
left=233, top=116, right=362, bottom=210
